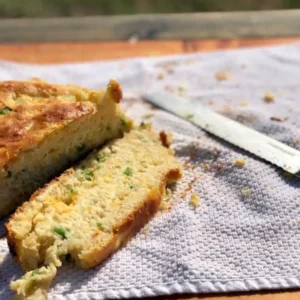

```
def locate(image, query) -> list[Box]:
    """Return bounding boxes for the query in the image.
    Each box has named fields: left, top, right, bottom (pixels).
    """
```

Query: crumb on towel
left=157, top=72, right=165, bottom=80
left=240, top=101, right=248, bottom=106
left=190, top=192, right=200, bottom=208
left=236, top=159, right=246, bottom=167
left=264, top=92, right=275, bottom=103
left=241, top=188, right=251, bottom=196
left=215, top=71, right=231, bottom=81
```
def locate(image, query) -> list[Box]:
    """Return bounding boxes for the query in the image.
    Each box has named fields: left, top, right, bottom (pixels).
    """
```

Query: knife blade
left=142, top=92, right=300, bottom=177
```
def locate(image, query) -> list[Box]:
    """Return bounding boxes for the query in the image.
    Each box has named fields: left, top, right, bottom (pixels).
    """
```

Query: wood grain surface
left=0, top=38, right=299, bottom=64
left=1, top=38, right=300, bottom=300
left=1, top=10, right=300, bottom=43
left=175, top=290, right=300, bottom=300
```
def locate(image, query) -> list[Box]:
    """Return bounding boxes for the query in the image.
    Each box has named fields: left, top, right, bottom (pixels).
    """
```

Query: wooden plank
left=0, top=38, right=299, bottom=64
left=0, top=41, right=182, bottom=64
left=174, top=290, right=300, bottom=300
left=182, top=38, right=300, bottom=53
left=1, top=10, right=300, bottom=43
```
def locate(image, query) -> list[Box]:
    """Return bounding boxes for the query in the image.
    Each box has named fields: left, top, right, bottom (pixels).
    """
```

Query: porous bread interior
left=0, top=80, right=131, bottom=218
left=7, top=125, right=182, bottom=300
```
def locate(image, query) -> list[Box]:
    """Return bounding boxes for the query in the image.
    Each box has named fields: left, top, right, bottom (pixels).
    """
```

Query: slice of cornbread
left=0, top=79, right=132, bottom=218
left=6, top=124, right=182, bottom=300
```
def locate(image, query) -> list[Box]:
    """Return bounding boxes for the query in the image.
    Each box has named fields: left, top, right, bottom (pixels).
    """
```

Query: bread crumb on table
left=142, top=113, right=153, bottom=119
left=240, top=101, right=248, bottom=106
left=185, top=113, right=194, bottom=120
left=263, top=92, right=275, bottom=103
left=241, top=188, right=251, bottom=196
left=180, top=176, right=198, bottom=198
left=164, top=65, right=175, bottom=74
left=178, top=84, right=186, bottom=91
left=190, top=192, right=200, bottom=208
left=157, top=72, right=165, bottom=80
left=177, top=90, right=185, bottom=97
left=142, top=225, right=151, bottom=238
left=160, top=201, right=171, bottom=211
left=215, top=71, right=231, bottom=81
left=235, top=159, right=246, bottom=167
left=270, top=116, right=284, bottom=122
left=160, top=188, right=172, bottom=211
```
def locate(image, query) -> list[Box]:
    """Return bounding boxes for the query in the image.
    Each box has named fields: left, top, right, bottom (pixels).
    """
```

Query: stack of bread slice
left=3, top=79, right=182, bottom=300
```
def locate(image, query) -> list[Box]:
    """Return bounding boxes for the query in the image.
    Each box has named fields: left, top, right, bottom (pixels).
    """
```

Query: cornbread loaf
left=0, top=79, right=132, bottom=218
left=6, top=124, right=182, bottom=300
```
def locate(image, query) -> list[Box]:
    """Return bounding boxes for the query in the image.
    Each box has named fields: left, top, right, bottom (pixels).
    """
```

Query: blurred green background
left=0, top=0, right=300, bottom=18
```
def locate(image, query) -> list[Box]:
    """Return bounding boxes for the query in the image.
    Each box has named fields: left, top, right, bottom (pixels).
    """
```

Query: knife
left=142, top=92, right=300, bottom=177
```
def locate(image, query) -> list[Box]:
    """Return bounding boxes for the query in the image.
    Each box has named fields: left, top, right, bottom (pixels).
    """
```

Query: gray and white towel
left=1, top=43, right=300, bottom=299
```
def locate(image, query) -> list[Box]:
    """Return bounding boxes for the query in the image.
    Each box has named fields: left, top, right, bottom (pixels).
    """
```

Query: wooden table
left=1, top=37, right=300, bottom=300
left=0, top=38, right=299, bottom=64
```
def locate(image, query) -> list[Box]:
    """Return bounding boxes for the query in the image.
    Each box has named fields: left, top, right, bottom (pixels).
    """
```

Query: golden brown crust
left=0, top=101, right=95, bottom=168
left=0, top=79, right=100, bottom=169
left=107, top=79, right=122, bottom=104
left=166, top=169, right=182, bottom=182
left=159, top=131, right=170, bottom=148
left=6, top=228, right=17, bottom=261
left=0, top=79, right=126, bottom=170
left=0, top=80, right=85, bottom=104
left=78, top=168, right=181, bottom=269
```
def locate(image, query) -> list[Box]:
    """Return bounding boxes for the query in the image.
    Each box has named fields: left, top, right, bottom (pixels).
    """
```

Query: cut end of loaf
left=6, top=124, right=182, bottom=299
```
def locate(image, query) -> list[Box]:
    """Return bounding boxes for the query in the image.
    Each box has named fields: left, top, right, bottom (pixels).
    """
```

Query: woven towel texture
left=1, top=44, right=300, bottom=299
